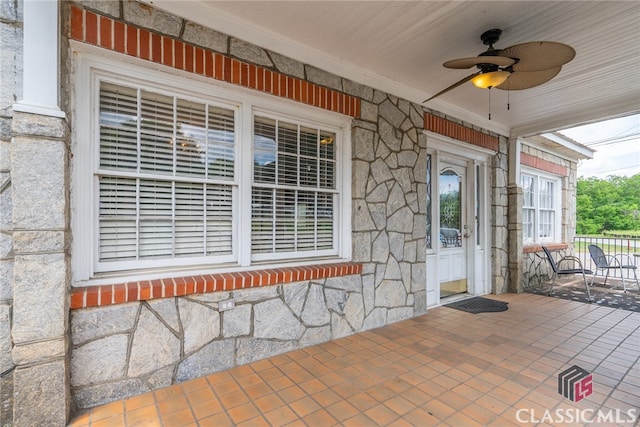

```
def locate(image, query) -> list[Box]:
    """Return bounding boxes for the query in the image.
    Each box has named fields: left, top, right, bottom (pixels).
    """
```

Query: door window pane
left=439, top=169, right=462, bottom=248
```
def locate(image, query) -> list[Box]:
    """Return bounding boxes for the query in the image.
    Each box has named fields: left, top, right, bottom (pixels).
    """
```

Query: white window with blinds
left=251, top=115, right=337, bottom=260
left=520, top=169, right=561, bottom=244
left=96, top=81, right=237, bottom=272
left=72, top=52, right=351, bottom=284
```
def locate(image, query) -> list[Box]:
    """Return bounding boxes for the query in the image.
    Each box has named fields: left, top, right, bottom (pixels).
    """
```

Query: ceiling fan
left=424, top=29, right=575, bottom=103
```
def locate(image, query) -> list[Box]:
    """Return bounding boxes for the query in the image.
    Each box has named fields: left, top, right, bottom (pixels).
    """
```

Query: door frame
left=425, top=132, right=493, bottom=307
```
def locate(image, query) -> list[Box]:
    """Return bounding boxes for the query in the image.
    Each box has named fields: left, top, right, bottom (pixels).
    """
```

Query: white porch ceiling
left=149, top=1, right=640, bottom=138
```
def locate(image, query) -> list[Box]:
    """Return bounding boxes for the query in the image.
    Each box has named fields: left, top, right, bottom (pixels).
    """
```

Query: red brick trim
left=68, top=5, right=360, bottom=118
left=523, top=243, right=568, bottom=254
left=521, top=152, right=568, bottom=177
left=70, top=262, right=363, bottom=310
left=424, top=113, right=499, bottom=151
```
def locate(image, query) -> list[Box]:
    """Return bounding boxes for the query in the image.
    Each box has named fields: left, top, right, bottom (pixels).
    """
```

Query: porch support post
left=10, top=116, right=71, bottom=427
left=13, top=0, right=65, bottom=118
left=10, top=0, right=71, bottom=425
left=507, top=137, right=523, bottom=292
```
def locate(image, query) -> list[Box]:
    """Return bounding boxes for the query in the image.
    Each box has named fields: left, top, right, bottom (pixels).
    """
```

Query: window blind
left=98, top=82, right=235, bottom=263
left=252, top=116, right=336, bottom=255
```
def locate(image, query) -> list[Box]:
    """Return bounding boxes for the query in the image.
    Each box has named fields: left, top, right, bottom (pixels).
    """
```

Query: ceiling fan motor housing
left=481, top=29, right=503, bottom=47
left=476, top=63, right=500, bottom=73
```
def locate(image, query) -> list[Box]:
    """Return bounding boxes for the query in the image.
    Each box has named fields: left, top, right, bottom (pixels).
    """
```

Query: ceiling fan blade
left=498, top=41, right=575, bottom=72
left=495, top=67, right=561, bottom=90
left=444, top=56, right=515, bottom=69
left=423, top=72, right=480, bottom=103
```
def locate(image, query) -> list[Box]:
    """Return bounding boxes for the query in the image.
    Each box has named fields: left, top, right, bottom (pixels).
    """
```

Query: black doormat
left=526, top=281, right=640, bottom=312
left=444, top=296, right=509, bottom=314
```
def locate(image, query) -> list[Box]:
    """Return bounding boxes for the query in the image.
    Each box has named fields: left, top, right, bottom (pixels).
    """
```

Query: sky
left=557, top=114, right=640, bottom=179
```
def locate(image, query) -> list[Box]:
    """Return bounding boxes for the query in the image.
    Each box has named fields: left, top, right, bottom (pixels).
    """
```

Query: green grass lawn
left=603, top=230, right=640, bottom=237
left=575, top=233, right=639, bottom=255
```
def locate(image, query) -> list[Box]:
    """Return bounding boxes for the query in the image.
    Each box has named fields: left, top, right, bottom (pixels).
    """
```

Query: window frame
left=520, top=167, right=562, bottom=244
left=71, top=47, right=352, bottom=286
left=250, top=109, right=341, bottom=262
left=93, top=77, right=241, bottom=273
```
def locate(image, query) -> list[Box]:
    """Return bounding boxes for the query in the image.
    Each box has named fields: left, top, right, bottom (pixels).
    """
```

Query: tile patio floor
left=68, top=291, right=640, bottom=426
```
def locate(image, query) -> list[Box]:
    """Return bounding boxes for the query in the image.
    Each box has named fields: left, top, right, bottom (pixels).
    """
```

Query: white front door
left=425, top=132, right=492, bottom=308
left=439, top=162, right=468, bottom=298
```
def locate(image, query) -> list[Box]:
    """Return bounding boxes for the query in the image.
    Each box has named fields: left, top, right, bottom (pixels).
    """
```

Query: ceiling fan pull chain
left=507, top=89, right=511, bottom=111
left=488, top=89, right=492, bottom=120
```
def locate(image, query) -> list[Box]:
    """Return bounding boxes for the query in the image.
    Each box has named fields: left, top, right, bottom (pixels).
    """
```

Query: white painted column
left=13, top=0, right=65, bottom=118
left=508, top=136, right=521, bottom=185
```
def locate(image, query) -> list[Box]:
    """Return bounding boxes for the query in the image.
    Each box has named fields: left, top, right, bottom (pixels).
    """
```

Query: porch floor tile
left=68, top=291, right=640, bottom=426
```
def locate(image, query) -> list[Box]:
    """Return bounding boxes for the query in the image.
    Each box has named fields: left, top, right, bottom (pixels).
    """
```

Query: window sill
left=70, top=262, right=362, bottom=310
left=522, top=243, right=568, bottom=254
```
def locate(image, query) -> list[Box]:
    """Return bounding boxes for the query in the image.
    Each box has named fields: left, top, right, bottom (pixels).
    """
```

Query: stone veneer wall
left=523, top=246, right=571, bottom=289
left=0, top=0, right=22, bottom=424
left=65, top=0, right=431, bottom=410
left=0, top=0, right=22, bottom=365
left=493, top=139, right=510, bottom=294
left=0, top=0, right=21, bottom=375
left=71, top=276, right=373, bottom=408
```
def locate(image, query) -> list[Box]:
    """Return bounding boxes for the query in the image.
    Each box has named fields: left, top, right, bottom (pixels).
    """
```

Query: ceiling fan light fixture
left=425, top=29, right=575, bottom=103
left=471, top=70, right=510, bottom=89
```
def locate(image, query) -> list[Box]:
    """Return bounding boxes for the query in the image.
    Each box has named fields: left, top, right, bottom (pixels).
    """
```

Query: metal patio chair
left=588, top=244, right=639, bottom=293
left=542, top=246, right=593, bottom=302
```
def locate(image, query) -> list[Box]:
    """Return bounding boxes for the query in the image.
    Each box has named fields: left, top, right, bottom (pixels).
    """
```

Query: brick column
left=10, top=112, right=70, bottom=425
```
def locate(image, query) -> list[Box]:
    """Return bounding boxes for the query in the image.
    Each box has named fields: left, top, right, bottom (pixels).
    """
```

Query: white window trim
left=520, top=166, right=562, bottom=244
left=250, top=108, right=342, bottom=262
left=94, top=77, right=242, bottom=274
left=71, top=46, right=352, bottom=287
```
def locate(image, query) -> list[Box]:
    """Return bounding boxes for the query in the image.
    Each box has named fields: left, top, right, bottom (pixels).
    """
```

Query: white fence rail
left=574, top=235, right=640, bottom=280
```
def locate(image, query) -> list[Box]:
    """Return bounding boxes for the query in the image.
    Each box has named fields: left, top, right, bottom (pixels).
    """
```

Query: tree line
left=576, top=174, right=640, bottom=234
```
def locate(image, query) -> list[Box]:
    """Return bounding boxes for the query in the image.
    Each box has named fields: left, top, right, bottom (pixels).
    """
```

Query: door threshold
left=440, top=293, right=472, bottom=304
